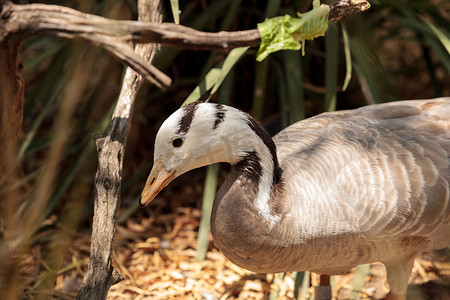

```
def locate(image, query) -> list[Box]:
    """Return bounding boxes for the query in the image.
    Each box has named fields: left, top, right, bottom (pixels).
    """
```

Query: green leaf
left=341, top=23, right=352, bottom=92
left=183, top=47, right=249, bottom=105
left=256, top=0, right=329, bottom=61
left=293, top=271, right=306, bottom=299
left=301, top=271, right=311, bottom=299
left=209, top=47, right=248, bottom=96
left=282, top=50, right=304, bottom=122
left=325, top=22, right=338, bottom=112
left=272, top=60, right=289, bottom=128
left=251, top=0, right=281, bottom=120
left=421, top=16, right=450, bottom=54
left=196, top=164, right=219, bottom=261
left=183, top=68, right=221, bottom=105
left=251, top=59, right=269, bottom=120
left=170, top=0, right=180, bottom=24
left=350, top=264, right=371, bottom=299
left=264, top=0, right=282, bottom=18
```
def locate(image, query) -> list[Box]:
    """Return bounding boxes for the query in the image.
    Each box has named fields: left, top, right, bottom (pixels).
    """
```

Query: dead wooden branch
left=0, top=1, right=170, bottom=89
left=0, top=0, right=370, bottom=89
left=1, top=1, right=260, bottom=50
left=0, top=39, right=24, bottom=164
left=328, top=0, right=371, bottom=22
left=0, top=39, right=24, bottom=299
left=76, top=1, right=162, bottom=299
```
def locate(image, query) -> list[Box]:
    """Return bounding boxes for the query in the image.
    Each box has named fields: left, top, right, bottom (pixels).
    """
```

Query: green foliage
left=195, top=163, right=219, bottom=261
left=183, top=47, right=249, bottom=105
left=257, top=0, right=330, bottom=61
left=350, top=264, right=371, bottom=299
left=169, top=0, right=180, bottom=24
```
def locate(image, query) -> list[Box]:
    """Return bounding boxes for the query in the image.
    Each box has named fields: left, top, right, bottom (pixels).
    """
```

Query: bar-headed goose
left=140, top=98, right=450, bottom=300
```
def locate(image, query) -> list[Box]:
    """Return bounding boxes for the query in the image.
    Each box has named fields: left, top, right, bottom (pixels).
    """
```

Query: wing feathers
left=275, top=98, right=449, bottom=242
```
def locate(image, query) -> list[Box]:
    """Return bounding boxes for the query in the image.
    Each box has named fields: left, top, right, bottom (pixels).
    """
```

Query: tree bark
left=328, top=0, right=371, bottom=22
left=0, top=39, right=24, bottom=300
left=0, top=39, right=24, bottom=166
left=76, top=1, right=162, bottom=299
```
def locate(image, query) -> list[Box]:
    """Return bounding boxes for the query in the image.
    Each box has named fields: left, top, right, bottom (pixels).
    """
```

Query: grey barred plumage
left=141, top=98, right=450, bottom=300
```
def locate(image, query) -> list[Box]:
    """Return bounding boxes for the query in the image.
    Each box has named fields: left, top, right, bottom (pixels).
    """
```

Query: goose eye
left=172, top=138, right=183, bottom=147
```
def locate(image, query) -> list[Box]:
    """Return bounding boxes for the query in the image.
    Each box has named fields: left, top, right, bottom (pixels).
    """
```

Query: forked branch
left=0, top=0, right=370, bottom=88
left=76, top=0, right=162, bottom=299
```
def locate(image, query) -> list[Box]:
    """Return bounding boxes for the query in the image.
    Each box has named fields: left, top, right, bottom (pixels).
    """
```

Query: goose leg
left=384, top=257, right=414, bottom=300
left=314, top=274, right=331, bottom=300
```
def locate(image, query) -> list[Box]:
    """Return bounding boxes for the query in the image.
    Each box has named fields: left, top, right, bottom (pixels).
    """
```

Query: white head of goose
left=141, top=98, right=450, bottom=299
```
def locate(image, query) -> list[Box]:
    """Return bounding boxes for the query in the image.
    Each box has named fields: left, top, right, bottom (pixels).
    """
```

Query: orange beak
left=140, top=158, right=176, bottom=207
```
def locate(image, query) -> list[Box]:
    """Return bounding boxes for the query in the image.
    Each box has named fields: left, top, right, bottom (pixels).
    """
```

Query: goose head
left=140, top=101, right=279, bottom=207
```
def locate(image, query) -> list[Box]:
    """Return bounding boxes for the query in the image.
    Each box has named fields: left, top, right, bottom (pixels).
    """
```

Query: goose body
left=141, top=98, right=450, bottom=298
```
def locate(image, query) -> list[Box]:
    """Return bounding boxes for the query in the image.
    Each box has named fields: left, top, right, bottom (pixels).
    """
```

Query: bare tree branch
left=1, top=1, right=170, bottom=89
left=1, top=0, right=370, bottom=88
left=0, top=39, right=25, bottom=299
left=76, top=1, right=162, bottom=299
left=329, top=0, right=371, bottom=22
left=1, top=1, right=261, bottom=50
left=0, top=39, right=24, bottom=164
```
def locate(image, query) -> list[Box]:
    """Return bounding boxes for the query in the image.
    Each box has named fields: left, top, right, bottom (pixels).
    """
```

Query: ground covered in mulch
left=23, top=196, right=450, bottom=300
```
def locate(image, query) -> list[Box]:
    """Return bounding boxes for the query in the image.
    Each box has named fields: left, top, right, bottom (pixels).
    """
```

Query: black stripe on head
left=213, top=103, right=226, bottom=130
left=245, top=113, right=283, bottom=183
left=177, top=101, right=202, bottom=135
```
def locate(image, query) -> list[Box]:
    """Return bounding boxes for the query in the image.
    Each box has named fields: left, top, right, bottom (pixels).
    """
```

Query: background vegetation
left=1, top=0, right=449, bottom=298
